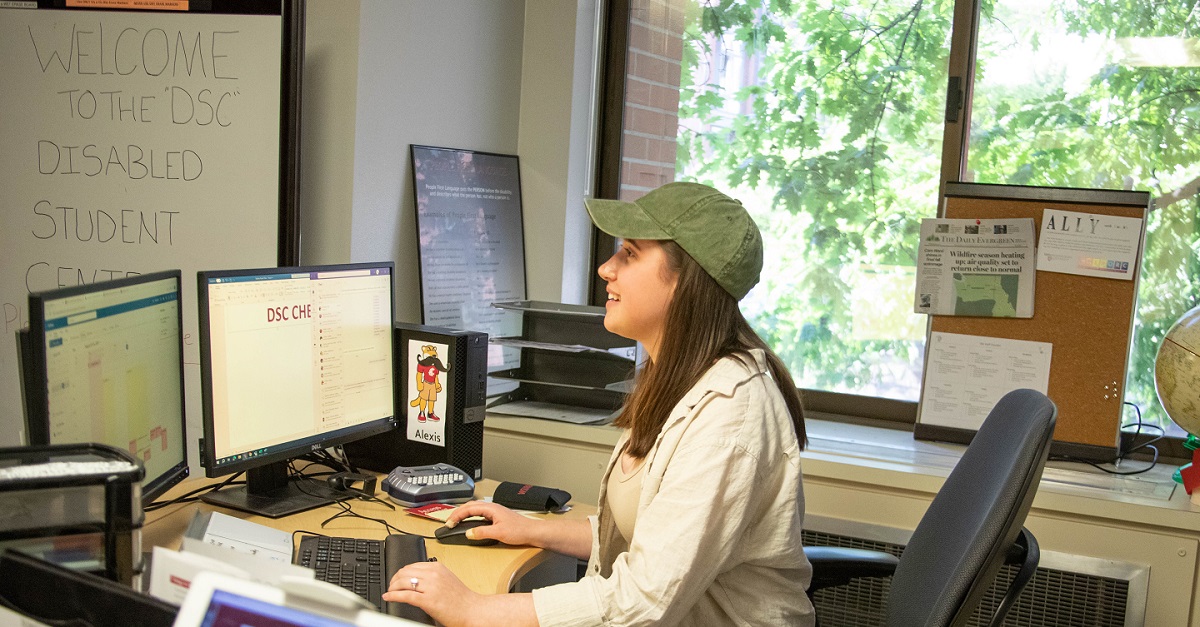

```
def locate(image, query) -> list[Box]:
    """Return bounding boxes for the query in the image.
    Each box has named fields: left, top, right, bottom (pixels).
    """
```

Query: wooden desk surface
left=143, top=477, right=593, bottom=595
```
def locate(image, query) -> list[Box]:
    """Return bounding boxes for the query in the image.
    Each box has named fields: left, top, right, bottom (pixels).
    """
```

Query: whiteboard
left=0, top=3, right=300, bottom=452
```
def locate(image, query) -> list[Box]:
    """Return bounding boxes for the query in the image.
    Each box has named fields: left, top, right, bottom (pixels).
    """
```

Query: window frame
left=589, top=0, right=628, bottom=308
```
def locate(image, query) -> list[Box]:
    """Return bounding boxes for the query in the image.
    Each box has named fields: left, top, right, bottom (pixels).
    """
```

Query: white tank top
left=606, top=452, right=648, bottom=542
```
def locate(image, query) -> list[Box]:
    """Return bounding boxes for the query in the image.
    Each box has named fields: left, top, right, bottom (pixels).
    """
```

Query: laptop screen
left=173, top=572, right=427, bottom=627
left=200, top=589, right=354, bottom=627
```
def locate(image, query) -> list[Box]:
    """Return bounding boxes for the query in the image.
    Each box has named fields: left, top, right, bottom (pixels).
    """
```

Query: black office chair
left=806, top=388, right=1058, bottom=627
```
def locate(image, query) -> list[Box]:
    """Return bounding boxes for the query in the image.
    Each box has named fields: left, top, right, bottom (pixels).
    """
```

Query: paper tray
left=487, top=400, right=617, bottom=425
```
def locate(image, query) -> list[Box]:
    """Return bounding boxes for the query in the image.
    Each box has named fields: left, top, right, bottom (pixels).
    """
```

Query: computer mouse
left=434, top=518, right=499, bottom=546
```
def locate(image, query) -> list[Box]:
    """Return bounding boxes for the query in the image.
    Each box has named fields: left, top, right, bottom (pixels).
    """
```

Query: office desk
left=143, top=477, right=592, bottom=595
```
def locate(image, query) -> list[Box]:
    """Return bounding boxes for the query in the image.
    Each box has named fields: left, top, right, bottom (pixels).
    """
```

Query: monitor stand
left=200, top=459, right=350, bottom=518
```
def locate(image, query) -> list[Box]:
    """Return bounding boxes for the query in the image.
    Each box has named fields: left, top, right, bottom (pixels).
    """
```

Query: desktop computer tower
left=344, top=323, right=487, bottom=480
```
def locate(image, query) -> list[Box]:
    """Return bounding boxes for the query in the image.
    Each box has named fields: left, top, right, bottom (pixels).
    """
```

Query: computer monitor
left=23, top=270, right=190, bottom=505
left=196, top=262, right=397, bottom=517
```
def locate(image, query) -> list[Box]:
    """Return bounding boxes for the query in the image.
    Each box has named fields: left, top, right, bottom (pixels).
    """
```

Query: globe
left=1156, top=305, right=1200, bottom=436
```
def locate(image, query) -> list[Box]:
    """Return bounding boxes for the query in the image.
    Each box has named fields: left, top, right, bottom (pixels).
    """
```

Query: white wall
left=300, top=0, right=361, bottom=265
left=351, top=1, right=526, bottom=323
left=518, top=0, right=601, bottom=305
left=301, top=0, right=600, bottom=323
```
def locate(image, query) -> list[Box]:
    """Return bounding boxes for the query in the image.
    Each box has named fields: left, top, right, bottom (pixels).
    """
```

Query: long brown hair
left=616, top=241, right=806, bottom=458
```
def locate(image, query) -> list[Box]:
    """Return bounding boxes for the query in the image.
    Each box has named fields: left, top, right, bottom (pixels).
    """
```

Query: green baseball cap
left=584, top=182, right=763, bottom=300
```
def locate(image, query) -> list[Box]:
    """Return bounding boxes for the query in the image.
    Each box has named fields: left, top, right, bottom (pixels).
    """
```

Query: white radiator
left=803, top=516, right=1148, bottom=627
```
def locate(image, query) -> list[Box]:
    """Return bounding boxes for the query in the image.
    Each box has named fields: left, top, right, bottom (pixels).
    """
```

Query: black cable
left=293, top=525, right=434, bottom=549
left=320, top=488, right=407, bottom=536
left=1116, top=403, right=1165, bottom=457
left=324, top=498, right=405, bottom=536
left=1049, top=448, right=1160, bottom=475
left=148, top=450, right=343, bottom=513
left=1047, top=402, right=1162, bottom=476
left=315, top=449, right=343, bottom=467
left=334, top=445, right=361, bottom=474
left=289, top=456, right=395, bottom=509
left=349, top=490, right=396, bottom=510
left=143, top=472, right=245, bottom=512
left=289, top=478, right=429, bottom=538
left=292, top=449, right=345, bottom=473
left=292, top=528, right=331, bottom=546
left=290, top=467, right=339, bottom=498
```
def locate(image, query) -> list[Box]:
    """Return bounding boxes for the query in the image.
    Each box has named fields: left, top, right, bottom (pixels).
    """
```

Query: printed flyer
left=1036, top=209, right=1144, bottom=280
left=914, top=218, right=1037, bottom=318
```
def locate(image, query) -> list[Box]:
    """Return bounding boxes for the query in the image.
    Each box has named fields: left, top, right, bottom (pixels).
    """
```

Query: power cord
left=146, top=455, right=343, bottom=513
left=1047, top=402, right=1162, bottom=475
left=318, top=506, right=409, bottom=536
left=143, top=472, right=245, bottom=512
left=331, top=445, right=361, bottom=475
left=288, top=470, right=428, bottom=538
left=293, top=450, right=350, bottom=478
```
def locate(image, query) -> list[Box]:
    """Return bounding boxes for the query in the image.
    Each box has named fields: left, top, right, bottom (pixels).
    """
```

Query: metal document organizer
left=487, top=300, right=639, bottom=424
left=0, top=443, right=144, bottom=585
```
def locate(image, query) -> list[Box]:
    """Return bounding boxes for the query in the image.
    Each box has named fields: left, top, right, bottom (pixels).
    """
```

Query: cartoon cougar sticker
left=411, top=344, right=450, bottom=422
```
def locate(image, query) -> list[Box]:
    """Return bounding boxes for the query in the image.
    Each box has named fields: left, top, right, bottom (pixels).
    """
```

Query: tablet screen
left=174, top=571, right=424, bottom=627
left=199, top=589, right=353, bottom=627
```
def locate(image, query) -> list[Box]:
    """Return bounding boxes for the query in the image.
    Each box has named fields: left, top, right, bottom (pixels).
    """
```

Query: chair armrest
left=987, top=527, right=1039, bottom=627
left=805, top=546, right=900, bottom=595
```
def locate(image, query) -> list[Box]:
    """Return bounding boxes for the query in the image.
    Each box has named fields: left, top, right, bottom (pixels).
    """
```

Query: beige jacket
left=532, top=350, right=815, bottom=626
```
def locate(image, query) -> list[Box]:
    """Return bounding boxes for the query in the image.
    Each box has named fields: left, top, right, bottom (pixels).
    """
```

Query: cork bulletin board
left=915, top=183, right=1151, bottom=459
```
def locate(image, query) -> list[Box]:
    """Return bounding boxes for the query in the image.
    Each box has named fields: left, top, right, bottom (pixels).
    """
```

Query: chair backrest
left=887, top=388, right=1057, bottom=627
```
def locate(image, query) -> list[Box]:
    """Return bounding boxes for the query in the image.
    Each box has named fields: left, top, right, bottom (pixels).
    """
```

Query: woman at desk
left=385, top=182, right=815, bottom=626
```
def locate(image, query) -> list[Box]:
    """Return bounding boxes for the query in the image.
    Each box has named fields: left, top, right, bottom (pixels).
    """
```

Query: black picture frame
left=409, top=145, right=527, bottom=373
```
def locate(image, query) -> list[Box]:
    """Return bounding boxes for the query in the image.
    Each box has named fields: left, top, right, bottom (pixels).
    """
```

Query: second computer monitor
left=23, top=270, right=190, bottom=505
left=196, top=262, right=397, bottom=517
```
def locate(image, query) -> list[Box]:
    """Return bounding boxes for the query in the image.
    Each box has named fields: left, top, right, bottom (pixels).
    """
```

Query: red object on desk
left=1178, top=449, right=1200, bottom=494
left=406, top=502, right=459, bottom=522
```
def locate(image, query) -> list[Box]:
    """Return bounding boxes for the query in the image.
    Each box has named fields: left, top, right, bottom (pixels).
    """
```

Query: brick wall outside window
left=619, top=0, right=686, bottom=201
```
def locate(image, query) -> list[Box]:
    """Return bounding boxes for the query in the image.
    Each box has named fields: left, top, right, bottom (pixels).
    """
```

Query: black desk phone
left=382, top=463, right=475, bottom=507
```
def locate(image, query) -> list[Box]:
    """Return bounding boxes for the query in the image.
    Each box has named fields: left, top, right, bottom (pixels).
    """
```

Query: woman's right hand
left=445, top=500, right=546, bottom=547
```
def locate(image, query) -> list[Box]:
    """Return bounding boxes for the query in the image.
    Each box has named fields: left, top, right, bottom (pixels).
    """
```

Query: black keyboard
left=295, top=534, right=433, bottom=624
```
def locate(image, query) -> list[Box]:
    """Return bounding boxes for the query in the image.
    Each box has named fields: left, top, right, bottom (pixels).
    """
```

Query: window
left=595, top=0, right=1200, bottom=433
left=967, top=0, right=1200, bottom=433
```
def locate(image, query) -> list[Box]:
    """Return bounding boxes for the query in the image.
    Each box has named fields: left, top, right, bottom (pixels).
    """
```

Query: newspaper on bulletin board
left=914, top=217, right=1037, bottom=317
